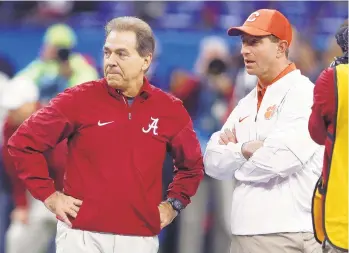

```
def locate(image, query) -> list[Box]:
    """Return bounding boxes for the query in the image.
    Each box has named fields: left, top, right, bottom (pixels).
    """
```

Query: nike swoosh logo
left=98, top=120, right=114, bottom=126
left=239, top=116, right=249, bottom=123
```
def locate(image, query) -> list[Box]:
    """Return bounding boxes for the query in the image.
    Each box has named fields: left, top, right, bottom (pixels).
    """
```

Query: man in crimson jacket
left=8, top=17, right=204, bottom=253
left=308, top=23, right=348, bottom=180
left=308, top=22, right=348, bottom=253
left=1, top=76, right=66, bottom=253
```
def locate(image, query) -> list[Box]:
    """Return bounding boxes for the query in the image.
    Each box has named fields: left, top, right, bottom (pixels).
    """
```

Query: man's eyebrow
left=103, top=46, right=129, bottom=53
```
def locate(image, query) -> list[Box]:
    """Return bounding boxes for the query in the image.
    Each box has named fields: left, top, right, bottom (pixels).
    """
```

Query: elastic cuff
left=36, top=187, right=56, bottom=203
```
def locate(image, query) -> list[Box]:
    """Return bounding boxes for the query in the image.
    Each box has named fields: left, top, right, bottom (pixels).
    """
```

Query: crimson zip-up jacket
left=8, top=77, right=204, bottom=236
left=308, top=67, right=335, bottom=184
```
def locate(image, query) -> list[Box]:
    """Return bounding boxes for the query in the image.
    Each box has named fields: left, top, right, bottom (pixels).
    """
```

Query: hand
left=158, top=202, right=177, bottom=229
left=241, top=140, right=264, bottom=159
left=44, top=191, right=82, bottom=227
left=219, top=128, right=237, bottom=145
left=11, top=207, right=29, bottom=224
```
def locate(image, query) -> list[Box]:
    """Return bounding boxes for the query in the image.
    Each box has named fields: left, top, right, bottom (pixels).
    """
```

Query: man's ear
left=277, top=40, right=289, bottom=58
left=142, top=53, right=153, bottom=71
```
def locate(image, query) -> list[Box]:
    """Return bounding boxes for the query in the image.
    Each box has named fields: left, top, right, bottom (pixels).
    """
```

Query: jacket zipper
left=122, top=96, right=133, bottom=120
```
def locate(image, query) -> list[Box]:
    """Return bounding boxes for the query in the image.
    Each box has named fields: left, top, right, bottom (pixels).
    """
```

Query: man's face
left=240, top=34, right=279, bottom=76
left=103, top=30, right=151, bottom=90
left=40, top=44, right=58, bottom=62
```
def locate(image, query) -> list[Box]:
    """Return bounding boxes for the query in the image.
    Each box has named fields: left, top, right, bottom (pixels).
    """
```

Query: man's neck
left=258, top=60, right=291, bottom=88
left=122, top=76, right=144, bottom=97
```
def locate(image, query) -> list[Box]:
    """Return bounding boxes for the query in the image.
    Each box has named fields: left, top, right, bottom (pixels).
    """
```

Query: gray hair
left=105, top=16, right=155, bottom=57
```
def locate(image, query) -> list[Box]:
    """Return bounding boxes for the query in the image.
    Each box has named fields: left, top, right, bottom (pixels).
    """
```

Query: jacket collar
left=103, top=76, right=154, bottom=101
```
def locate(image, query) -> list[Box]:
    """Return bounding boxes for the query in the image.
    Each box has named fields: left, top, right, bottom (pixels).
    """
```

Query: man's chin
left=106, top=77, right=122, bottom=89
left=245, top=68, right=257, bottom=76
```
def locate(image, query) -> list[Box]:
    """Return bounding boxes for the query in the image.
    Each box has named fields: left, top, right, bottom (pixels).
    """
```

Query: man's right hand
left=44, top=191, right=82, bottom=227
left=219, top=128, right=237, bottom=145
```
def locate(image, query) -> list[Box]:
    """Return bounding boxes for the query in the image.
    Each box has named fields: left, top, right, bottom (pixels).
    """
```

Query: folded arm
left=204, top=103, right=247, bottom=180
left=235, top=87, right=320, bottom=183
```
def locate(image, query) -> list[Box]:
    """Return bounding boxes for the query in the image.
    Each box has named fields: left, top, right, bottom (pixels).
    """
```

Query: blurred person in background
left=227, top=52, right=258, bottom=111
left=0, top=77, right=67, bottom=253
left=310, top=21, right=348, bottom=253
left=288, top=27, right=322, bottom=83
left=172, top=36, right=234, bottom=253
left=320, top=21, right=347, bottom=68
left=15, top=23, right=98, bottom=101
left=0, top=55, right=15, bottom=132
left=205, top=9, right=324, bottom=253
left=0, top=56, right=15, bottom=253
left=173, top=36, right=234, bottom=144
left=8, top=17, right=203, bottom=253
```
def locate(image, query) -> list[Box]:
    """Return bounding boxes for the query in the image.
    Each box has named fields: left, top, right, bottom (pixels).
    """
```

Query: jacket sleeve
left=2, top=143, right=28, bottom=208
left=308, top=68, right=335, bottom=145
left=203, top=102, right=247, bottom=180
left=2, top=121, right=28, bottom=207
left=7, top=88, right=80, bottom=202
left=235, top=85, right=320, bottom=183
left=166, top=101, right=204, bottom=207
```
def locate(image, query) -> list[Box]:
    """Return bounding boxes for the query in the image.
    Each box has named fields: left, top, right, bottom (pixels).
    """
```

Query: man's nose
left=106, top=53, right=119, bottom=66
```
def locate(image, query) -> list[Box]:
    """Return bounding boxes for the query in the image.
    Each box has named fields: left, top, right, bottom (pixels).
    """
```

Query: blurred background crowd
left=0, top=1, right=347, bottom=253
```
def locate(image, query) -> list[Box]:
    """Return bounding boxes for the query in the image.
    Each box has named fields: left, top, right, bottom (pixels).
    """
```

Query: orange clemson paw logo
left=264, top=105, right=277, bottom=120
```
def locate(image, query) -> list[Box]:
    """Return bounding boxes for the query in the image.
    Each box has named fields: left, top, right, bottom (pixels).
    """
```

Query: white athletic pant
left=56, top=221, right=159, bottom=253
left=6, top=195, right=57, bottom=253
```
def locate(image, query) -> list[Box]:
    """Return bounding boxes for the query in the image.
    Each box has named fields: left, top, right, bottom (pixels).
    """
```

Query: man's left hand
left=158, top=201, right=177, bottom=229
left=241, top=140, right=264, bottom=159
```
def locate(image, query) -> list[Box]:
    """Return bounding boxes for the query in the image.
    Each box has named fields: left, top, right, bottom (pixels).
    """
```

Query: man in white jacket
left=204, top=9, right=324, bottom=253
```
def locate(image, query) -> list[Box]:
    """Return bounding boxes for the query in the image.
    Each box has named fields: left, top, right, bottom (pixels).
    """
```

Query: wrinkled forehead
left=104, top=30, right=137, bottom=51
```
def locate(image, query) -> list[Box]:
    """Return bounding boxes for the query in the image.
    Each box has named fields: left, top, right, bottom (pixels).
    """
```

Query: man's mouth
left=244, top=60, right=255, bottom=64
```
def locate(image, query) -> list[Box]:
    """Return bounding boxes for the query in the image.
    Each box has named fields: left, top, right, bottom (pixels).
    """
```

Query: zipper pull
left=129, top=112, right=131, bottom=120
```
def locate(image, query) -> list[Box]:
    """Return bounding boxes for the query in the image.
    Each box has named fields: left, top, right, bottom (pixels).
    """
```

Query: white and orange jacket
left=204, top=68, right=324, bottom=235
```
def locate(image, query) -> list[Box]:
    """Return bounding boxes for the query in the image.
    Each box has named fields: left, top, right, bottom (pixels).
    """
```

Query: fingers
left=219, top=129, right=237, bottom=145
left=160, top=216, right=170, bottom=229
left=65, top=197, right=82, bottom=218
left=160, top=222, right=168, bottom=229
left=219, top=132, right=229, bottom=145
left=232, top=128, right=238, bottom=143
left=70, top=205, right=80, bottom=213
left=58, top=212, right=72, bottom=227
left=224, top=129, right=236, bottom=143
left=71, top=198, right=83, bottom=206
left=158, top=204, right=176, bottom=229
left=65, top=208, right=78, bottom=219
